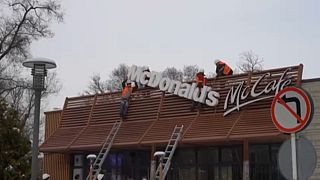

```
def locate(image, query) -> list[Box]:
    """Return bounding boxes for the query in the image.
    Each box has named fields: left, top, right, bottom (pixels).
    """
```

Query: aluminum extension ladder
left=86, top=120, right=122, bottom=180
left=155, top=125, right=184, bottom=180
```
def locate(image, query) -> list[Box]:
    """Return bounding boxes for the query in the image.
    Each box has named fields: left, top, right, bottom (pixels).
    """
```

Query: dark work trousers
left=120, top=98, right=129, bottom=118
left=191, top=86, right=203, bottom=110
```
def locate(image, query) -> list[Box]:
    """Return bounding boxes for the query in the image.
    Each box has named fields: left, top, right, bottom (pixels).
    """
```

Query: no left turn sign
left=271, top=87, right=313, bottom=133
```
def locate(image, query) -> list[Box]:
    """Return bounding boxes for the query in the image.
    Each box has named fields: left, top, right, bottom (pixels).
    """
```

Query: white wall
left=301, top=79, right=320, bottom=180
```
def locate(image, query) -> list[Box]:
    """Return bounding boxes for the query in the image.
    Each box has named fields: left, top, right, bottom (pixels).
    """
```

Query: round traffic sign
left=278, top=137, right=317, bottom=180
left=271, top=87, right=313, bottom=133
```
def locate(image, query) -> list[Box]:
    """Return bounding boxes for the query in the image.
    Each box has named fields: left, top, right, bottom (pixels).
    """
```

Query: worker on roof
left=191, top=69, right=206, bottom=111
left=142, top=66, right=152, bottom=97
left=214, top=59, right=233, bottom=77
left=120, top=79, right=138, bottom=119
left=142, top=66, right=150, bottom=87
left=143, top=66, right=150, bottom=80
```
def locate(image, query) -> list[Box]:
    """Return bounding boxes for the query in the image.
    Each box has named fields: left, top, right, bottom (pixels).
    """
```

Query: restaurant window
left=197, top=148, right=219, bottom=180
left=250, top=144, right=285, bottom=180
left=220, top=147, right=242, bottom=180
left=167, top=146, right=242, bottom=180
left=98, top=150, right=149, bottom=180
left=175, top=149, right=196, bottom=180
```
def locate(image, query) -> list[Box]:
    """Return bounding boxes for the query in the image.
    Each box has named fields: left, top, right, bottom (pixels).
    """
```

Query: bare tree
left=4, top=71, right=61, bottom=129
left=183, top=65, right=199, bottom=82
left=0, top=0, right=63, bottom=133
left=85, top=73, right=108, bottom=94
left=162, top=67, right=183, bottom=81
left=107, top=63, right=129, bottom=91
left=85, top=64, right=129, bottom=94
left=237, top=50, right=264, bottom=73
left=0, top=0, right=63, bottom=63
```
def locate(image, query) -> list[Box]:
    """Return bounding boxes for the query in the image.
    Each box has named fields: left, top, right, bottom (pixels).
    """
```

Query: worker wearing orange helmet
left=191, top=69, right=206, bottom=111
left=214, top=59, right=233, bottom=77
left=120, top=79, right=138, bottom=119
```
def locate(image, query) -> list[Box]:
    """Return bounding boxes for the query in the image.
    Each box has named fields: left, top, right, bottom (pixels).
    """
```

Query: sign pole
left=291, top=133, right=298, bottom=180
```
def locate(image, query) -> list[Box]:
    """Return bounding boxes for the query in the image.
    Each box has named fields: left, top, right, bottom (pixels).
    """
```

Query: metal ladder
left=86, top=120, right=122, bottom=180
left=155, top=125, right=184, bottom=180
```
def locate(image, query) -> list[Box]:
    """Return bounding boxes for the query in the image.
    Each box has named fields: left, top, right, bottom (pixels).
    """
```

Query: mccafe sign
left=128, top=66, right=292, bottom=116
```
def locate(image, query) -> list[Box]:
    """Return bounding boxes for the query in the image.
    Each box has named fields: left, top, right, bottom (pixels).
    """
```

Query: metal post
left=31, top=86, right=42, bottom=179
left=150, top=145, right=156, bottom=180
left=159, top=156, right=163, bottom=180
left=89, top=162, right=93, bottom=180
left=154, top=151, right=165, bottom=180
left=87, top=154, right=96, bottom=180
left=291, top=133, right=298, bottom=180
left=23, top=58, right=56, bottom=180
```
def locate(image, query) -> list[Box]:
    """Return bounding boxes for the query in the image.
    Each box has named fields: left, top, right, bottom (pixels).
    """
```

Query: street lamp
left=87, top=154, right=97, bottom=180
left=22, top=57, right=56, bottom=180
left=154, top=151, right=165, bottom=180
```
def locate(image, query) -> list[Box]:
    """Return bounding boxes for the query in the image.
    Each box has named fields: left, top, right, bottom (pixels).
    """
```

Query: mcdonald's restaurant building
left=40, top=64, right=320, bottom=180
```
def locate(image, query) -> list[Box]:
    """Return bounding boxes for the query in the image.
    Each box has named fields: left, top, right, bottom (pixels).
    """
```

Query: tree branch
left=0, top=7, right=31, bottom=61
left=0, top=23, right=18, bottom=53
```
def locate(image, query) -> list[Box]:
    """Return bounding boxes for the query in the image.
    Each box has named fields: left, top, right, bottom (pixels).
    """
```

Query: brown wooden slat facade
left=40, top=64, right=303, bottom=153
left=43, top=153, right=70, bottom=180
left=42, top=110, right=70, bottom=180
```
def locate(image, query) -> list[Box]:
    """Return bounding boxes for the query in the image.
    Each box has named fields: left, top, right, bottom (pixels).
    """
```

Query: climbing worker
left=191, top=69, right=206, bottom=111
left=120, top=79, right=137, bottom=119
left=214, top=59, right=233, bottom=77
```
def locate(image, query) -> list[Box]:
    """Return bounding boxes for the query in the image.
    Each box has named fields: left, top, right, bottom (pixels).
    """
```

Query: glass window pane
left=221, top=166, right=232, bottom=180
left=198, top=148, right=218, bottom=165
left=214, top=167, right=219, bottom=180
left=179, top=167, right=196, bottom=180
left=176, top=149, right=196, bottom=165
left=234, top=147, right=242, bottom=162
left=250, top=145, right=269, bottom=163
left=197, top=166, right=208, bottom=180
left=221, top=148, right=233, bottom=162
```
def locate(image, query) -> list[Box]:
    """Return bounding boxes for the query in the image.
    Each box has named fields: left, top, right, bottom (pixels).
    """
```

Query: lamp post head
left=154, top=151, right=165, bottom=157
left=86, top=154, right=97, bottom=160
left=87, top=154, right=97, bottom=165
left=22, top=57, right=57, bottom=69
left=22, top=57, right=56, bottom=90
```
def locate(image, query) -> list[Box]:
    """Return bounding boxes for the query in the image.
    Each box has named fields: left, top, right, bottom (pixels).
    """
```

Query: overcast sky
left=30, top=0, right=320, bottom=110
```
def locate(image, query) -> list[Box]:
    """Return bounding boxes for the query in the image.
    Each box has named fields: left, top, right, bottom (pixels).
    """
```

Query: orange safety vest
left=218, top=61, right=232, bottom=76
left=195, top=73, right=206, bottom=86
left=121, top=86, right=133, bottom=99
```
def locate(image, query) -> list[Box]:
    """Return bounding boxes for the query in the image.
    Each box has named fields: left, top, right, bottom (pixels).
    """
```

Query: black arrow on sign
left=281, top=95, right=301, bottom=123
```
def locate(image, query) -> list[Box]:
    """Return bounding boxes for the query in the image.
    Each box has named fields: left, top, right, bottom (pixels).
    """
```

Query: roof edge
left=302, top=78, right=320, bottom=83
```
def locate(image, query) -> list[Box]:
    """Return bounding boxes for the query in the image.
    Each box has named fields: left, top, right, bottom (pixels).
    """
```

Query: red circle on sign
left=271, top=87, right=312, bottom=133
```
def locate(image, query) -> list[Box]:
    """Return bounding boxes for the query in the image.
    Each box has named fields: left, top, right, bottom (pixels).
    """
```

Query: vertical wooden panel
left=44, top=110, right=62, bottom=139
left=43, top=153, right=70, bottom=180
left=42, top=110, right=70, bottom=179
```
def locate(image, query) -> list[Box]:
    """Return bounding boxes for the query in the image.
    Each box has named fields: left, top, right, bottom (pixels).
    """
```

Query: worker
left=214, top=59, right=233, bottom=77
left=120, top=79, right=137, bottom=119
left=143, top=66, right=150, bottom=82
left=191, top=69, right=206, bottom=111
left=142, top=66, right=150, bottom=88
